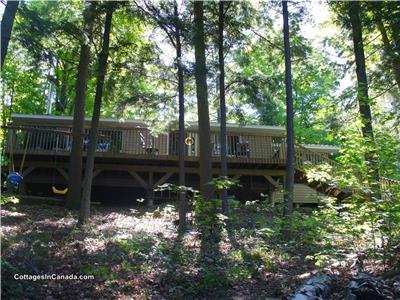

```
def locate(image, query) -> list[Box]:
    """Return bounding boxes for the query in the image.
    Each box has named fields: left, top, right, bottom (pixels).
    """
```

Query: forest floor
left=1, top=199, right=399, bottom=299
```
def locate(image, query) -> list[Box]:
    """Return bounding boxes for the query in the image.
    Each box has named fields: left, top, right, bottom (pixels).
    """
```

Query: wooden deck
left=6, top=118, right=336, bottom=166
left=7, top=128, right=289, bottom=164
left=11, top=114, right=393, bottom=203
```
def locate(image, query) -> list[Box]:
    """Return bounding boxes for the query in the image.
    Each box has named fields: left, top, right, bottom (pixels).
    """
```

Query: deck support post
left=264, top=175, right=279, bottom=203
left=154, top=172, right=173, bottom=188
left=18, top=182, right=27, bottom=195
left=146, top=172, right=154, bottom=207
left=6, top=179, right=14, bottom=194
left=128, top=170, right=148, bottom=189
left=268, top=187, right=274, bottom=204
left=56, top=168, right=69, bottom=181
left=264, top=175, right=279, bottom=189
left=22, top=166, right=35, bottom=178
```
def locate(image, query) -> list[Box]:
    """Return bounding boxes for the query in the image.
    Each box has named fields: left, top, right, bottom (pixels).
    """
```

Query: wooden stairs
left=292, top=144, right=399, bottom=200
left=295, top=170, right=352, bottom=200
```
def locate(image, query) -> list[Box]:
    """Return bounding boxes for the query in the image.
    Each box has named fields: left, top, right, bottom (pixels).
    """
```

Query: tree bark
left=348, top=1, right=379, bottom=182
left=376, top=18, right=400, bottom=91
left=79, top=5, right=113, bottom=223
left=55, top=66, right=69, bottom=113
left=65, top=1, right=96, bottom=210
left=1, top=0, right=19, bottom=68
left=174, top=3, right=187, bottom=232
left=193, top=1, right=213, bottom=200
left=388, top=8, right=400, bottom=58
left=218, top=1, right=228, bottom=214
left=282, top=0, right=294, bottom=216
left=346, top=272, right=394, bottom=300
left=289, top=272, right=335, bottom=300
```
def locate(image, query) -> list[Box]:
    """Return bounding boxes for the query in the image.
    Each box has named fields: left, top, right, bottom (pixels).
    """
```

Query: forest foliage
left=1, top=1, right=400, bottom=295
left=2, top=1, right=399, bottom=147
left=1, top=0, right=399, bottom=233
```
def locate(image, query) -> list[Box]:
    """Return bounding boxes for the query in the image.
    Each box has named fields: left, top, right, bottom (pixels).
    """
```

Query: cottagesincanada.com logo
left=14, top=274, right=95, bottom=281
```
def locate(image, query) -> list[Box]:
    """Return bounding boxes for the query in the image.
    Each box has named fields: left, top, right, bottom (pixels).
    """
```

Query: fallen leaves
left=1, top=202, right=399, bottom=299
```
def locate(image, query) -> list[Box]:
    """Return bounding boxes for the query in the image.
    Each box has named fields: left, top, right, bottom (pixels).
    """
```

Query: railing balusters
left=31, top=129, right=35, bottom=152
left=6, top=124, right=346, bottom=171
left=46, top=131, right=50, bottom=151
left=38, top=130, right=43, bottom=151
left=42, top=131, right=46, bottom=151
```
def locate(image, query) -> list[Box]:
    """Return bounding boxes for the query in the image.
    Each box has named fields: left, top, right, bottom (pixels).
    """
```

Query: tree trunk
left=218, top=1, right=228, bottom=214
left=1, top=0, right=19, bottom=68
left=376, top=18, right=400, bottom=91
left=289, top=272, right=335, bottom=300
left=388, top=9, right=400, bottom=58
left=79, top=6, right=114, bottom=223
left=174, top=3, right=187, bottom=232
left=55, top=67, right=69, bottom=113
left=346, top=272, right=394, bottom=300
left=1, top=83, right=14, bottom=159
left=193, top=1, right=213, bottom=200
left=65, top=2, right=96, bottom=210
left=282, top=0, right=294, bottom=216
left=348, top=1, right=379, bottom=182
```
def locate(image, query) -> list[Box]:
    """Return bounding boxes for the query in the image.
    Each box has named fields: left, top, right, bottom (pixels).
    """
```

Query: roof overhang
left=10, top=114, right=286, bottom=135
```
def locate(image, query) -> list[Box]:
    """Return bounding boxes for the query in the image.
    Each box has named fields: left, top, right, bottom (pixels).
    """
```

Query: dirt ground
left=1, top=201, right=398, bottom=299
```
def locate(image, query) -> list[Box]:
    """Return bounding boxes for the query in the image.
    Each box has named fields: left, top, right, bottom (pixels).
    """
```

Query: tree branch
left=250, top=29, right=284, bottom=52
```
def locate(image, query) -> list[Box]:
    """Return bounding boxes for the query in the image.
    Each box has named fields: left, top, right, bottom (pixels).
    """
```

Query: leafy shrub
left=1, top=195, right=19, bottom=205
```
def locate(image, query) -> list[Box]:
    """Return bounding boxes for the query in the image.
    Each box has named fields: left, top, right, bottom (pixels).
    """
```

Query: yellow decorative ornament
left=185, top=137, right=195, bottom=146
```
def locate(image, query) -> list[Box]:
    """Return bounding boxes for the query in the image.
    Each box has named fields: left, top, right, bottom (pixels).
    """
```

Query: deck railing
left=294, top=143, right=400, bottom=197
left=6, top=126, right=290, bottom=164
left=2, top=125, right=364, bottom=170
left=294, top=143, right=341, bottom=170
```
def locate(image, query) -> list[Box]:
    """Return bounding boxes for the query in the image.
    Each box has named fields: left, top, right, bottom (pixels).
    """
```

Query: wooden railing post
left=4, top=124, right=349, bottom=172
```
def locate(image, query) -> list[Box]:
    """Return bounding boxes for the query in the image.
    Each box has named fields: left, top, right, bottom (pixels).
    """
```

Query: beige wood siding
left=121, top=129, right=144, bottom=154
left=272, top=184, right=321, bottom=204
left=154, top=133, right=168, bottom=155
left=121, top=130, right=169, bottom=155
left=246, top=135, right=268, bottom=159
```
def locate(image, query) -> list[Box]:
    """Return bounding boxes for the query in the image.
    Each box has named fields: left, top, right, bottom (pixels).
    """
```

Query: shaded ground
left=1, top=200, right=398, bottom=299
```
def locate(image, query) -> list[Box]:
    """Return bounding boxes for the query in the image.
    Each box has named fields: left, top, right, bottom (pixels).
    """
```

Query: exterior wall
left=112, top=129, right=170, bottom=155
left=246, top=135, right=268, bottom=159
left=121, top=129, right=144, bottom=154
left=272, top=184, right=321, bottom=204
left=208, top=134, right=287, bottom=160
left=155, top=133, right=169, bottom=155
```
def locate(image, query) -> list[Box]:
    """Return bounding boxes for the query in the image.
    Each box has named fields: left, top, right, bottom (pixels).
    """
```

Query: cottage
left=5, top=114, right=343, bottom=204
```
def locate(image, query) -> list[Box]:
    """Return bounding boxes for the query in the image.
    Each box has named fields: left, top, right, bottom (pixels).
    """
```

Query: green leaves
left=154, top=183, right=198, bottom=194
left=209, top=176, right=241, bottom=191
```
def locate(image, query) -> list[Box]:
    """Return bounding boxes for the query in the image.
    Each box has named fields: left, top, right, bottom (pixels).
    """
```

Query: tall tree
left=65, top=1, right=96, bottom=209
left=282, top=0, right=294, bottom=216
left=348, top=1, right=379, bottom=181
left=193, top=1, right=212, bottom=199
left=1, top=0, right=19, bottom=68
left=79, top=3, right=114, bottom=223
left=376, top=17, right=400, bottom=90
left=367, top=2, right=400, bottom=91
left=174, top=2, right=187, bottom=232
left=10, top=1, right=82, bottom=114
left=135, top=0, right=188, bottom=229
left=218, top=1, right=228, bottom=214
